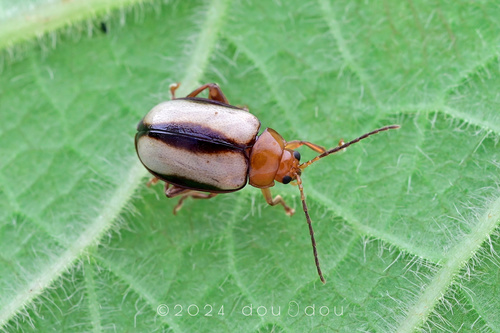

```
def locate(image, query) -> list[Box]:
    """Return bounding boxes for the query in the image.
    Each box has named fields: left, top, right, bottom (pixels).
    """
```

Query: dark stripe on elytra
left=137, top=120, right=241, bottom=148
left=155, top=123, right=241, bottom=147
left=143, top=122, right=255, bottom=149
left=149, top=170, right=245, bottom=193
left=140, top=130, right=245, bottom=155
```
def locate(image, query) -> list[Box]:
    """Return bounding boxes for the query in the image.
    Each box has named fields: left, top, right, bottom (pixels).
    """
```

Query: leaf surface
left=1, top=0, right=499, bottom=332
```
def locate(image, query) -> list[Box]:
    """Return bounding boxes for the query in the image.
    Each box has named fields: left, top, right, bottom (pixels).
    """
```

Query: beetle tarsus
left=164, top=183, right=218, bottom=214
left=173, top=192, right=218, bottom=214
left=337, top=139, right=346, bottom=152
left=169, top=83, right=180, bottom=99
left=146, top=177, right=160, bottom=187
left=261, top=188, right=295, bottom=216
left=187, top=83, right=230, bottom=104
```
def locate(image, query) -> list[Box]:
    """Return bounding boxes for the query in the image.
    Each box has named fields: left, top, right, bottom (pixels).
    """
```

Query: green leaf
left=1, top=0, right=500, bottom=332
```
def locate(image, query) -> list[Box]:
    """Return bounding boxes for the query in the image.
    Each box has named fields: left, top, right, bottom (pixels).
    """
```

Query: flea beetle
left=135, top=83, right=399, bottom=283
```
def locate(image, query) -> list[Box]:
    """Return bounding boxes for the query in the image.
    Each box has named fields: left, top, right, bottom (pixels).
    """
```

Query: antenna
left=296, top=124, right=400, bottom=283
left=300, top=125, right=400, bottom=170
left=296, top=173, right=325, bottom=283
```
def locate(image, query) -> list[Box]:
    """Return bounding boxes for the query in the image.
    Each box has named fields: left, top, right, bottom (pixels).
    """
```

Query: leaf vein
left=396, top=195, right=500, bottom=332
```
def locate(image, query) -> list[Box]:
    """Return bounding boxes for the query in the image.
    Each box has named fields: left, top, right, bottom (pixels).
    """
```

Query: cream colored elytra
left=136, top=98, right=261, bottom=191
left=136, top=137, right=249, bottom=190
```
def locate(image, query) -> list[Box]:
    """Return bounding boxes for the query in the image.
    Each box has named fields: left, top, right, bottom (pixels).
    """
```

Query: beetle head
left=275, top=149, right=302, bottom=185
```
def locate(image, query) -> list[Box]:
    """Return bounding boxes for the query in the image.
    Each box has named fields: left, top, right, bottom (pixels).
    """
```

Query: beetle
left=135, top=83, right=399, bottom=283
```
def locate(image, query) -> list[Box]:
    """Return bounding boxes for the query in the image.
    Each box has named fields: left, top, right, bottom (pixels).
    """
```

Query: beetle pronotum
left=135, top=83, right=399, bottom=283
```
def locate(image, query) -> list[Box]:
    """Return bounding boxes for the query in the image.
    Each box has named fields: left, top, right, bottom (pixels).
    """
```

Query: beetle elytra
left=135, top=83, right=399, bottom=283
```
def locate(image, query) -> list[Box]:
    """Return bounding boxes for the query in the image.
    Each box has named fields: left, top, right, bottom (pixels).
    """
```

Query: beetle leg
left=187, top=83, right=229, bottom=104
left=336, top=139, right=347, bottom=152
left=164, top=183, right=190, bottom=197
left=169, top=83, right=180, bottom=99
left=173, top=192, right=218, bottom=215
left=165, top=183, right=218, bottom=215
left=285, top=141, right=326, bottom=153
left=261, top=188, right=295, bottom=216
left=146, top=177, right=160, bottom=187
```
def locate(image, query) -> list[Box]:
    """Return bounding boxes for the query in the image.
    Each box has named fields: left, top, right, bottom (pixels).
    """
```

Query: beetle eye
left=293, top=151, right=301, bottom=161
left=282, top=175, right=292, bottom=184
